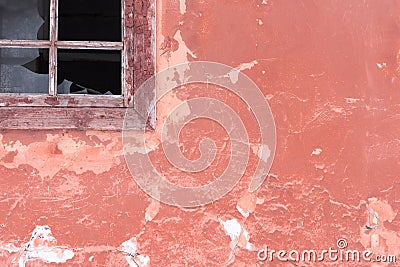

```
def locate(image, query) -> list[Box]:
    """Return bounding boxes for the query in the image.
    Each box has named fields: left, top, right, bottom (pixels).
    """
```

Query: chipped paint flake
left=236, top=191, right=256, bottom=218
left=145, top=199, right=160, bottom=222
left=174, top=30, right=197, bottom=59
left=159, top=30, right=197, bottom=69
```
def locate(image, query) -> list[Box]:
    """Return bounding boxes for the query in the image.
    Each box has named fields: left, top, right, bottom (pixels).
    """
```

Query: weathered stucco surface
left=1, top=0, right=400, bottom=266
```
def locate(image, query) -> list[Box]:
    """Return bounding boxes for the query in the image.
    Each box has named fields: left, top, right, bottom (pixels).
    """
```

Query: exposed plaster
left=251, top=144, right=271, bottom=163
left=311, top=148, right=323, bottom=156
left=14, top=226, right=74, bottom=266
left=159, top=30, right=197, bottom=70
left=236, top=191, right=266, bottom=218
left=360, top=198, right=400, bottom=258
left=0, top=133, right=122, bottom=178
left=227, top=60, right=259, bottom=84
left=219, top=218, right=253, bottom=251
left=121, top=238, right=150, bottom=267
left=145, top=199, right=160, bottom=222
left=179, top=0, right=186, bottom=15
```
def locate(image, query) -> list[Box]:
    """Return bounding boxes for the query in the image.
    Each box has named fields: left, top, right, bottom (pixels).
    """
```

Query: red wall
left=1, top=0, right=400, bottom=266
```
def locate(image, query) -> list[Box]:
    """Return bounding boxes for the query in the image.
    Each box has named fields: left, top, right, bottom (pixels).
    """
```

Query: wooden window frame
left=0, top=0, right=156, bottom=130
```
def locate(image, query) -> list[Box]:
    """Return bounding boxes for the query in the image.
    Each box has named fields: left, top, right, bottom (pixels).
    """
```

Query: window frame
left=0, top=0, right=156, bottom=130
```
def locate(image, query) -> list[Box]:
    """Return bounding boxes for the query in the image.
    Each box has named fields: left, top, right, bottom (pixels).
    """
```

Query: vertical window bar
left=49, top=0, right=58, bottom=96
left=122, top=0, right=129, bottom=107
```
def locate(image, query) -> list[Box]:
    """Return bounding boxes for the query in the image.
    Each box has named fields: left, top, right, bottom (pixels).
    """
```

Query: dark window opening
left=57, top=50, right=121, bottom=95
left=59, top=0, right=121, bottom=42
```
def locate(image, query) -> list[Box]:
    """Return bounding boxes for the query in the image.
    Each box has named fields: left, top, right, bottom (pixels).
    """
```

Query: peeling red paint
left=1, top=0, right=400, bottom=266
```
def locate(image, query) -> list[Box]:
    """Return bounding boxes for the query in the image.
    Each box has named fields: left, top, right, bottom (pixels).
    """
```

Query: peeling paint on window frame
left=0, top=0, right=156, bottom=130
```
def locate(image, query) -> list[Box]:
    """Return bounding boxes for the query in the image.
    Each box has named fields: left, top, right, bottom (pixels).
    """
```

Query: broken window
left=0, top=0, right=155, bottom=130
left=0, top=0, right=122, bottom=96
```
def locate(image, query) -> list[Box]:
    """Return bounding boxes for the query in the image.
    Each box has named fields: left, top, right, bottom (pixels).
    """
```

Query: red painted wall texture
left=1, top=0, right=400, bottom=266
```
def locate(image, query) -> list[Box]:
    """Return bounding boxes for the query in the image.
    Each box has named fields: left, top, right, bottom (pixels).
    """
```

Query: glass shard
left=0, top=48, right=49, bottom=94
left=0, top=0, right=50, bottom=40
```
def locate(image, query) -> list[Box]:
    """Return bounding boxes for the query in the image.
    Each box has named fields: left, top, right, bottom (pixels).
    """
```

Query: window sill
left=0, top=106, right=151, bottom=130
left=0, top=94, right=125, bottom=108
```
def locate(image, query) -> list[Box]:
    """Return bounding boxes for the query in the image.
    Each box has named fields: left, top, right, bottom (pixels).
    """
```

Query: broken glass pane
left=0, top=0, right=50, bottom=40
left=57, top=49, right=121, bottom=95
left=59, top=0, right=121, bottom=41
left=0, top=48, right=49, bottom=94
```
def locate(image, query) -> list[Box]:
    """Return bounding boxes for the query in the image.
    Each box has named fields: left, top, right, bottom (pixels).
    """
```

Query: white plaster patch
left=315, top=163, right=325, bottom=170
left=219, top=219, right=253, bottom=251
left=376, top=62, right=387, bottom=69
left=220, top=219, right=242, bottom=240
left=236, top=205, right=250, bottom=218
left=179, top=0, right=186, bottom=15
left=257, top=19, right=264, bottom=25
left=227, top=69, right=240, bottom=84
left=26, top=226, right=56, bottom=247
left=227, top=60, right=259, bottom=84
left=22, top=249, right=74, bottom=265
left=332, top=106, right=344, bottom=113
left=237, top=60, right=259, bottom=71
left=345, top=98, right=361, bottom=104
left=311, top=148, right=322, bottom=156
left=252, top=144, right=271, bottom=163
left=121, top=238, right=150, bottom=267
left=17, top=226, right=74, bottom=266
left=256, top=197, right=265, bottom=205
left=0, top=243, right=19, bottom=253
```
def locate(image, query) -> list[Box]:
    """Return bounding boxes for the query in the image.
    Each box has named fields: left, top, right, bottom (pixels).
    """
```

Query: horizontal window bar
left=0, top=40, right=51, bottom=48
left=0, top=41, right=123, bottom=50
left=56, top=41, right=123, bottom=50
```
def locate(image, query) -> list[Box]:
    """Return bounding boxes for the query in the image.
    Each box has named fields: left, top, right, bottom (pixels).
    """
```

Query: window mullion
left=49, top=0, right=58, bottom=96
